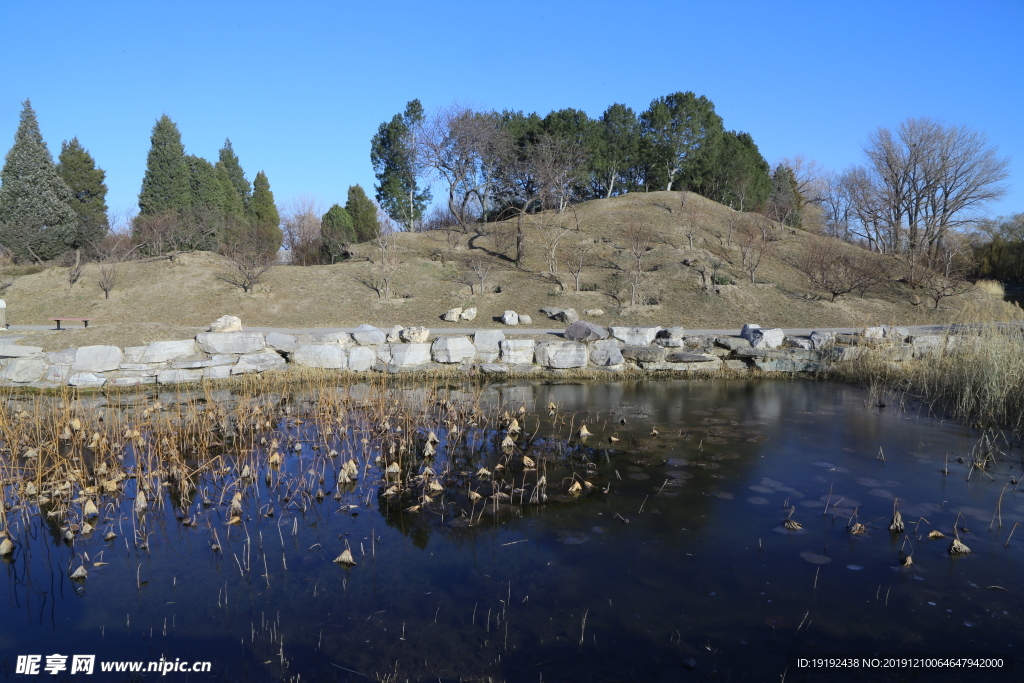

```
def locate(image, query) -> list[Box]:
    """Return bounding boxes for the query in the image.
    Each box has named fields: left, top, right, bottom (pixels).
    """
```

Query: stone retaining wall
left=0, top=323, right=947, bottom=389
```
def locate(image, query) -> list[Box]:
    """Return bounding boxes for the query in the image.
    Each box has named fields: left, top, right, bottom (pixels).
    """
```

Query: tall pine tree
left=371, top=99, right=430, bottom=230
left=249, top=171, right=282, bottom=253
left=345, top=184, right=379, bottom=242
left=56, top=137, right=109, bottom=252
left=0, top=100, right=78, bottom=261
left=138, top=115, right=190, bottom=215
left=217, top=139, right=251, bottom=205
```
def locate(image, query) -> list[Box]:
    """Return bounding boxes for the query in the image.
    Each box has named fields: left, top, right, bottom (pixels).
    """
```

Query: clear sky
left=1, top=0, right=1021, bottom=223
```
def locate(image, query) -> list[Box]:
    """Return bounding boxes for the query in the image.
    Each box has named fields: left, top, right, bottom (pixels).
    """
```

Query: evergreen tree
left=320, top=204, right=355, bottom=263
left=217, top=138, right=251, bottom=204
left=345, top=184, right=379, bottom=242
left=56, top=137, right=109, bottom=251
left=185, top=155, right=223, bottom=215
left=216, top=163, right=246, bottom=222
left=249, top=171, right=282, bottom=252
left=590, top=103, right=641, bottom=198
left=639, top=92, right=724, bottom=192
left=768, top=164, right=802, bottom=228
left=0, top=100, right=78, bottom=261
left=371, top=99, right=431, bottom=230
left=138, top=115, right=190, bottom=215
left=693, top=131, right=771, bottom=211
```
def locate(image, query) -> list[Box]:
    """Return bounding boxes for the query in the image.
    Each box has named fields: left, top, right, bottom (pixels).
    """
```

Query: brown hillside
left=0, top=192, right=1015, bottom=350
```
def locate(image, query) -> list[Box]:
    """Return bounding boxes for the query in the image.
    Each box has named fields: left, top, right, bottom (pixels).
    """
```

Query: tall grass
left=831, top=298, right=1024, bottom=433
left=975, top=279, right=1006, bottom=298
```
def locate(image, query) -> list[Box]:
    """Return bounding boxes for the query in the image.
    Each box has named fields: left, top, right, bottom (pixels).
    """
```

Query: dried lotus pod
left=928, top=530, right=946, bottom=539
left=849, top=523, right=867, bottom=535
left=577, top=425, right=592, bottom=438
left=949, top=536, right=971, bottom=556
left=70, top=565, right=88, bottom=581
left=334, top=547, right=357, bottom=567
left=568, top=481, right=583, bottom=496
left=783, top=519, right=802, bottom=531
left=522, top=455, right=536, bottom=469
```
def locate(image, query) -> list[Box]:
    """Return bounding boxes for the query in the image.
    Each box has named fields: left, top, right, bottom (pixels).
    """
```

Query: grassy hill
left=1, top=191, right=1016, bottom=351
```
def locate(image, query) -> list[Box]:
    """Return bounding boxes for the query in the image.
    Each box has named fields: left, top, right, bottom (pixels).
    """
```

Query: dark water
left=3, top=380, right=1023, bottom=682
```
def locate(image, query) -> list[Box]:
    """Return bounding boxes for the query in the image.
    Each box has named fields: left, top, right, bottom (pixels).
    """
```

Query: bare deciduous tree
left=468, top=256, right=491, bottom=295
left=367, top=214, right=401, bottom=299
left=562, top=240, right=590, bottom=293
left=280, top=195, right=323, bottom=266
left=219, top=239, right=277, bottom=293
left=680, top=192, right=706, bottom=249
left=622, top=213, right=657, bottom=306
left=799, top=238, right=886, bottom=301
left=738, top=222, right=773, bottom=284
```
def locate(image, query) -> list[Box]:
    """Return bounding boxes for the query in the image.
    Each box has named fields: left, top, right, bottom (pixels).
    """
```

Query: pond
left=1, top=379, right=1021, bottom=682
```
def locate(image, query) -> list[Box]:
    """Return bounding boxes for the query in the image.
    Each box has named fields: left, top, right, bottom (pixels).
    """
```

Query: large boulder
left=589, top=339, right=624, bottom=366
left=386, top=326, right=404, bottom=343
left=291, top=344, right=348, bottom=369
left=564, top=320, right=609, bottom=342
left=210, top=315, right=242, bottom=332
left=666, top=352, right=716, bottom=363
left=540, top=307, right=563, bottom=319
left=658, top=327, right=687, bottom=340
left=0, top=344, right=43, bottom=358
left=500, top=339, right=535, bottom=364
left=348, top=346, right=376, bottom=372
left=808, top=331, right=835, bottom=349
left=621, top=346, right=666, bottom=363
left=610, top=326, right=661, bottom=346
left=68, top=372, right=105, bottom=388
left=740, top=324, right=784, bottom=350
left=140, top=340, right=198, bottom=364
left=72, top=345, right=123, bottom=373
left=473, top=330, right=505, bottom=362
left=0, top=358, right=47, bottom=383
left=715, top=336, right=751, bottom=351
left=196, top=332, right=266, bottom=355
left=554, top=308, right=579, bottom=324
left=501, top=310, right=519, bottom=326
left=519, top=314, right=533, bottom=325
left=265, top=332, right=298, bottom=353
left=432, top=337, right=476, bottom=364
left=231, top=351, right=287, bottom=374
left=351, top=324, right=386, bottom=345
left=534, top=341, right=587, bottom=368
left=460, top=307, right=477, bottom=321
left=442, top=307, right=462, bottom=322
left=400, top=326, right=430, bottom=343
left=391, top=343, right=431, bottom=366
left=296, top=331, right=351, bottom=345
left=157, top=369, right=204, bottom=385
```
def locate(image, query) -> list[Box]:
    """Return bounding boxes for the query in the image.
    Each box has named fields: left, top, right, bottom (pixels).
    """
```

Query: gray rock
left=724, top=359, right=749, bottom=372
left=478, top=363, right=509, bottom=374
left=584, top=308, right=605, bottom=317
left=391, top=343, right=431, bottom=366
left=265, top=332, right=298, bottom=352
left=231, top=351, right=287, bottom=374
left=460, top=307, right=477, bottom=321
left=170, top=356, right=237, bottom=369
left=141, top=339, right=197, bottom=363
left=158, top=369, right=204, bottom=385
left=352, top=324, right=386, bottom=345
left=118, top=363, right=163, bottom=373
left=808, top=331, right=835, bottom=349
left=836, top=346, right=864, bottom=362
left=863, top=326, right=885, bottom=339
left=746, top=328, right=785, bottom=350
left=210, top=315, right=243, bottom=332
left=610, top=326, right=661, bottom=346
left=540, top=307, right=563, bottom=319
left=473, top=330, right=505, bottom=362
left=910, top=335, right=943, bottom=357
left=196, top=332, right=266, bottom=355
left=666, top=352, right=715, bottom=363
left=123, top=346, right=147, bottom=363
left=44, top=348, right=77, bottom=364
left=589, top=339, right=624, bottom=366
left=655, top=338, right=685, bottom=348
left=784, top=336, right=813, bottom=350
left=884, top=326, right=910, bottom=341
left=554, top=308, right=579, bottom=324
left=386, top=326, right=403, bottom=343
left=442, top=307, right=462, bottom=322
left=564, top=320, right=609, bottom=342
left=106, top=375, right=150, bottom=387
left=375, top=344, right=393, bottom=364
left=659, top=327, right=687, bottom=339
left=740, top=323, right=761, bottom=337
left=500, top=339, right=535, bottom=364
left=432, top=337, right=476, bottom=363
left=204, top=365, right=233, bottom=381
left=519, top=314, right=533, bottom=325
left=44, top=364, right=72, bottom=383
left=0, top=343, right=43, bottom=358
left=753, top=358, right=825, bottom=373
left=68, top=372, right=106, bottom=388
left=72, top=345, right=123, bottom=373
left=621, top=346, right=666, bottom=363
left=400, top=326, right=430, bottom=343
left=291, top=344, right=348, bottom=369
left=348, top=346, right=376, bottom=372
left=501, top=310, right=519, bottom=325
left=534, top=341, right=587, bottom=368
left=715, top=336, right=751, bottom=351
left=295, top=331, right=352, bottom=345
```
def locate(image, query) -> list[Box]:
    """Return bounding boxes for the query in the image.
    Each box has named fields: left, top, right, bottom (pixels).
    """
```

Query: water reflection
left=2, top=379, right=1022, bottom=682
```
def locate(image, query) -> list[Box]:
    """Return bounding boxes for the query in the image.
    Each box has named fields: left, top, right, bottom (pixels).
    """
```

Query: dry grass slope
left=1, top=192, right=1017, bottom=351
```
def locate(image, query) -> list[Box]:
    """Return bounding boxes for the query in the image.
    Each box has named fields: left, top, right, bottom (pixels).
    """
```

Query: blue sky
left=1, top=0, right=1021, bottom=222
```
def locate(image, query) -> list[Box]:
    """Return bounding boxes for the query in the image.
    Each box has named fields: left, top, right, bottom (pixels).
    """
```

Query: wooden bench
left=52, top=317, right=92, bottom=330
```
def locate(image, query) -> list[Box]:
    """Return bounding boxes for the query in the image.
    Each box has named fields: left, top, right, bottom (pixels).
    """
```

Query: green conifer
left=217, top=139, right=251, bottom=204
left=55, top=137, right=109, bottom=251
left=0, top=100, right=78, bottom=261
left=345, top=184, right=379, bottom=243
left=249, top=171, right=282, bottom=253
left=321, top=204, right=355, bottom=263
left=138, top=115, right=190, bottom=215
